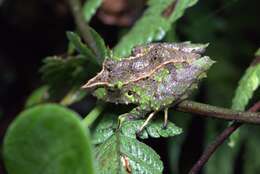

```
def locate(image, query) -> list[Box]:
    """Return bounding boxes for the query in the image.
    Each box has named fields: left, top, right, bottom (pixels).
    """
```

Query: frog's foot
left=162, top=108, right=169, bottom=129
left=136, top=111, right=157, bottom=136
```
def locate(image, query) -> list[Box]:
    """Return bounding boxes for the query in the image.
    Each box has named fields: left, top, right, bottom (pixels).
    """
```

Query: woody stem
left=176, top=100, right=260, bottom=124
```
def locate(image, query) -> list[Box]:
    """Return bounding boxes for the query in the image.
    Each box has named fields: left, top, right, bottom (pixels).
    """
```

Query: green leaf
left=96, top=132, right=163, bottom=174
left=89, top=27, right=108, bottom=63
left=92, top=116, right=182, bottom=145
left=66, top=31, right=97, bottom=64
left=229, top=51, right=260, bottom=147
left=168, top=0, right=199, bottom=23
left=231, top=62, right=260, bottom=111
left=40, top=55, right=97, bottom=100
left=67, top=30, right=108, bottom=65
left=121, top=119, right=182, bottom=139
left=3, top=104, right=96, bottom=174
left=113, top=0, right=198, bottom=57
left=82, top=0, right=102, bottom=22
left=25, top=86, right=49, bottom=108
left=92, top=114, right=118, bottom=145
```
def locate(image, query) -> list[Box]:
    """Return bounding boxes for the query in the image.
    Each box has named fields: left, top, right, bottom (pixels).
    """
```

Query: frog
left=82, top=42, right=215, bottom=134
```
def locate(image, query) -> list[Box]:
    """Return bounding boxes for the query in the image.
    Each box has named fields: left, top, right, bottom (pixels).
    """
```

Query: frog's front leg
left=136, top=111, right=157, bottom=135
left=163, top=108, right=169, bottom=129
left=137, top=107, right=170, bottom=135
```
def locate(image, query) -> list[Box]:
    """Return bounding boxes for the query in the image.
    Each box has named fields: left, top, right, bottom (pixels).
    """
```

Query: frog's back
left=82, top=42, right=207, bottom=89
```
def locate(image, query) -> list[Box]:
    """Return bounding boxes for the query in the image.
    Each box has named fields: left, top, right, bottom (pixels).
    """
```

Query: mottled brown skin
left=84, top=42, right=206, bottom=87
left=82, top=42, right=214, bottom=112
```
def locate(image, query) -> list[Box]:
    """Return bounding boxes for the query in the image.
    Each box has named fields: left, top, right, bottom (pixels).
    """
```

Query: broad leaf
left=92, top=116, right=182, bottom=145
left=83, top=0, right=103, bottom=22
left=96, top=132, right=163, bottom=174
left=121, top=119, right=182, bottom=139
left=113, top=0, right=199, bottom=57
left=3, top=104, right=96, bottom=174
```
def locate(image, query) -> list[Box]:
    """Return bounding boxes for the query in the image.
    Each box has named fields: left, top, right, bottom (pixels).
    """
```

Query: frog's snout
left=82, top=70, right=109, bottom=90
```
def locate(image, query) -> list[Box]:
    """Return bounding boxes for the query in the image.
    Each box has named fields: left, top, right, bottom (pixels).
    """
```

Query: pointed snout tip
left=81, top=82, right=91, bottom=90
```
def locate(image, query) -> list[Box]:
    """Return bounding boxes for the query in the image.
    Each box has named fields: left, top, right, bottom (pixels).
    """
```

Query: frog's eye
left=127, top=91, right=133, bottom=96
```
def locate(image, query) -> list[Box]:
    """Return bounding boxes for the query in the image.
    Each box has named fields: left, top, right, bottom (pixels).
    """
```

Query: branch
left=176, top=100, right=260, bottom=124
left=67, top=0, right=101, bottom=61
left=188, top=101, right=260, bottom=174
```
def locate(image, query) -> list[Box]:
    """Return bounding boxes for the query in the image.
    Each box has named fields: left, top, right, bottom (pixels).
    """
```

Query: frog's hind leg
left=136, top=111, right=157, bottom=136
left=163, top=108, right=169, bottom=129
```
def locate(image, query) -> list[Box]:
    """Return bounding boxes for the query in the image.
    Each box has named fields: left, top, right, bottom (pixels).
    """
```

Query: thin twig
left=67, top=0, right=101, bottom=61
left=176, top=100, right=260, bottom=124
left=188, top=101, right=260, bottom=174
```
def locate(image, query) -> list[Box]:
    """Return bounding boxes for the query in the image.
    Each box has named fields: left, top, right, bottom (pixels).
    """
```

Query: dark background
left=0, top=0, right=260, bottom=173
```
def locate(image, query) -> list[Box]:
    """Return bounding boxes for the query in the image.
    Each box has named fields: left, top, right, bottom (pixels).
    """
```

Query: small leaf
left=90, top=27, right=108, bottom=63
left=82, top=0, right=102, bottom=22
left=232, top=61, right=260, bottom=110
left=96, top=132, right=163, bottom=174
left=3, top=104, right=96, bottom=174
left=25, top=86, right=49, bottom=108
left=66, top=31, right=97, bottom=64
left=121, top=119, right=182, bottom=139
